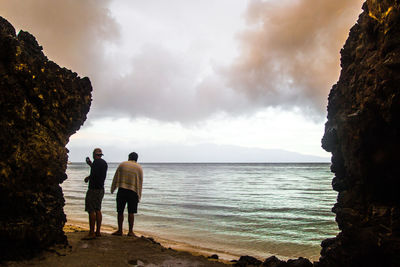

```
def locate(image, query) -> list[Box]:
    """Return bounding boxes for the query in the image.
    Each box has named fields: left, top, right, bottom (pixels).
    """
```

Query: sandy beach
left=2, top=223, right=232, bottom=267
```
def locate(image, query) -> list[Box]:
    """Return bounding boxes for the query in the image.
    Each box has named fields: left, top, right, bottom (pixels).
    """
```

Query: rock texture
left=0, top=17, right=91, bottom=260
left=321, top=0, right=400, bottom=266
left=263, top=256, right=313, bottom=267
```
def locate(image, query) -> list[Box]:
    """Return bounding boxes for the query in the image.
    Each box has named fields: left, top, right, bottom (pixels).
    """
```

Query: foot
left=112, top=231, right=123, bottom=236
left=127, top=231, right=136, bottom=237
left=95, top=232, right=102, bottom=237
left=82, top=233, right=96, bottom=240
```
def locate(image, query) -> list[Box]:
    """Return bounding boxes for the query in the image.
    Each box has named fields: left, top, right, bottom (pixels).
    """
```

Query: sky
left=1, top=0, right=364, bottom=162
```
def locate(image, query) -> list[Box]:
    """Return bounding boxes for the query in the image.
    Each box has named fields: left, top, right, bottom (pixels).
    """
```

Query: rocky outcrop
left=321, top=0, right=400, bottom=266
left=0, top=17, right=92, bottom=260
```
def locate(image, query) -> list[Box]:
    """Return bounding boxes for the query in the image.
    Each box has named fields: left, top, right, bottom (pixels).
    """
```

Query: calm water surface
left=63, top=163, right=338, bottom=261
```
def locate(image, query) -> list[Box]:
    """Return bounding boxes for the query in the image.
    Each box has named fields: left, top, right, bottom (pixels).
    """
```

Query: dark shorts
left=117, top=188, right=139, bottom=214
left=85, top=188, right=104, bottom=212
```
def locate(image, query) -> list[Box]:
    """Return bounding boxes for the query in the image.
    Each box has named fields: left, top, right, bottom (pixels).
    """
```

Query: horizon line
left=68, top=161, right=331, bottom=164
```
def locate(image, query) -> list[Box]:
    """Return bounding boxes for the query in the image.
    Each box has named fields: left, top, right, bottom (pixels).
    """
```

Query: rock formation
left=321, top=0, right=400, bottom=266
left=0, top=17, right=92, bottom=260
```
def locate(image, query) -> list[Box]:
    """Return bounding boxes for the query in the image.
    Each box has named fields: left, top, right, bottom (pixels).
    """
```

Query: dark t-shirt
left=88, top=158, right=108, bottom=189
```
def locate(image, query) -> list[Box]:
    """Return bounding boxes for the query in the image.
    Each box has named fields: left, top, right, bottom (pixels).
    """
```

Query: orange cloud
left=1, top=0, right=119, bottom=76
left=226, top=0, right=364, bottom=117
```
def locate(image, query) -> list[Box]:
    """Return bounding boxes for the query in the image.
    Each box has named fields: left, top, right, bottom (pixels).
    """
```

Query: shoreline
left=65, top=218, right=297, bottom=262
left=65, top=219, right=245, bottom=264
left=4, top=222, right=314, bottom=266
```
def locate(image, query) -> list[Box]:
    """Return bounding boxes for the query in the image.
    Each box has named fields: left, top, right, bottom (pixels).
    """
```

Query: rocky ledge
left=0, top=17, right=92, bottom=260
left=321, top=0, right=400, bottom=266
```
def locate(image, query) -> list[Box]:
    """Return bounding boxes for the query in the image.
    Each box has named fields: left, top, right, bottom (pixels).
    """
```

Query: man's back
left=111, top=160, right=143, bottom=200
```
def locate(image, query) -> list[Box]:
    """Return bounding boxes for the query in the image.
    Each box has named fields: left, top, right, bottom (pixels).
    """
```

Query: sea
left=62, top=162, right=338, bottom=262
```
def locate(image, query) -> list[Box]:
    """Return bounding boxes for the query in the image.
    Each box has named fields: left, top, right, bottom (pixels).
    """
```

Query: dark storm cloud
left=225, top=0, right=364, bottom=118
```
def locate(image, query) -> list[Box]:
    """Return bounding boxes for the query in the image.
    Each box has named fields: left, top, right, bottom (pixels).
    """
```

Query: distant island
left=68, top=143, right=330, bottom=163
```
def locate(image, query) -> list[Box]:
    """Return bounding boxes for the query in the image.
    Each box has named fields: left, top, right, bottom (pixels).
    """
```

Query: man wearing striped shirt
left=110, top=152, right=143, bottom=236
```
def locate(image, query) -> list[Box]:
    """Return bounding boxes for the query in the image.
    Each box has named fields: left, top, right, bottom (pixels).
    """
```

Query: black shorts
left=117, top=188, right=139, bottom=214
left=85, top=188, right=104, bottom=212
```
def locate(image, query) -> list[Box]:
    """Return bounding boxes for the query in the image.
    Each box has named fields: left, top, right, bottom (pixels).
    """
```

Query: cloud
left=225, top=0, right=364, bottom=118
left=95, top=45, right=203, bottom=121
left=1, top=0, right=119, bottom=76
left=1, top=0, right=241, bottom=122
left=1, top=0, right=363, bottom=123
left=93, top=44, right=255, bottom=123
left=92, top=0, right=364, bottom=122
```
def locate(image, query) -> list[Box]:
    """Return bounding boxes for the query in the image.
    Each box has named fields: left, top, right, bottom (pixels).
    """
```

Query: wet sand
left=65, top=220, right=243, bottom=262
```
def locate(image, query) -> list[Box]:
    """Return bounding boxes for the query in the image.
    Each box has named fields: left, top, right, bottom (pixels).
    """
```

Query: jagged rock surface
left=321, top=0, right=400, bottom=266
left=0, top=17, right=92, bottom=260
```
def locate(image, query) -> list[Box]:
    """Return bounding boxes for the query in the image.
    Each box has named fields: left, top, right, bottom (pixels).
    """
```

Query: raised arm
left=86, top=156, right=92, bottom=167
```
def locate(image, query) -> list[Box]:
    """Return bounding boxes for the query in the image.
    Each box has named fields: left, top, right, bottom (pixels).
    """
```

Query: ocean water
left=63, top=162, right=338, bottom=261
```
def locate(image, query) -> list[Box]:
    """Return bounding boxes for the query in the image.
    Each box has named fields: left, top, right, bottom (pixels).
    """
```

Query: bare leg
left=112, top=213, right=124, bottom=235
left=118, top=213, right=124, bottom=232
left=86, top=211, right=96, bottom=239
left=127, top=213, right=135, bottom=236
left=95, top=210, right=102, bottom=236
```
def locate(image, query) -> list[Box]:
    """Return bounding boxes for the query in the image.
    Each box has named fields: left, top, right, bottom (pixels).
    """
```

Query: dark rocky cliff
left=0, top=17, right=92, bottom=260
left=321, top=0, right=400, bottom=266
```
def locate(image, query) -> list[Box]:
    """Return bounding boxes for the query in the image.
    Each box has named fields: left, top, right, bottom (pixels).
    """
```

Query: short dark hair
left=128, top=152, right=138, bottom=161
